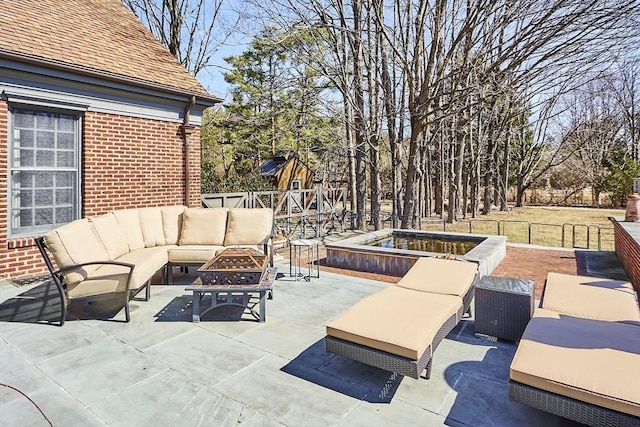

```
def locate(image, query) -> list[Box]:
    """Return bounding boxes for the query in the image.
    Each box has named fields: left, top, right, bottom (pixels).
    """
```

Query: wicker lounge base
left=325, top=311, right=458, bottom=379
left=509, top=381, right=640, bottom=427
left=325, top=257, right=478, bottom=380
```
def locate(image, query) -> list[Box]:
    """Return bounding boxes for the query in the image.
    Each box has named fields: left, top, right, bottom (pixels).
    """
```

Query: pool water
left=367, top=233, right=478, bottom=255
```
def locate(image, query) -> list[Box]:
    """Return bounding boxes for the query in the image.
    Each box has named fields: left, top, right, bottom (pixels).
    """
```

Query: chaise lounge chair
left=325, top=257, right=479, bottom=379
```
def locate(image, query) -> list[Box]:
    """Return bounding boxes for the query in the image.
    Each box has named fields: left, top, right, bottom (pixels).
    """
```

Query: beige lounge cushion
left=90, top=213, right=129, bottom=259
left=139, top=207, right=166, bottom=247
left=510, top=308, right=640, bottom=417
left=113, top=209, right=145, bottom=251
left=168, top=246, right=225, bottom=264
left=542, top=272, right=640, bottom=323
left=224, top=208, right=273, bottom=246
left=326, top=286, right=462, bottom=360
left=179, top=208, right=228, bottom=245
left=161, top=205, right=186, bottom=245
left=396, top=257, right=478, bottom=297
left=43, top=218, right=111, bottom=285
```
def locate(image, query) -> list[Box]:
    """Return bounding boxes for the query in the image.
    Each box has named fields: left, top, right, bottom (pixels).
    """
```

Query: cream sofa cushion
left=179, top=208, right=228, bottom=245
left=326, top=286, right=462, bottom=360
left=90, top=213, right=129, bottom=259
left=113, top=209, right=145, bottom=251
left=543, top=272, right=640, bottom=323
left=161, top=205, right=186, bottom=245
left=168, top=246, right=225, bottom=263
left=396, top=257, right=478, bottom=297
left=66, top=269, right=130, bottom=298
left=43, top=218, right=111, bottom=285
left=510, top=308, right=640, bottom=417
left=115, top=247, right=170, bottom=289
left=139, top=207, right=166, bottom=247
left=224, top=208, right=273, bottom=246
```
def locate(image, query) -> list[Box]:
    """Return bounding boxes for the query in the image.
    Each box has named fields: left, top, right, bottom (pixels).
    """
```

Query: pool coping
left=325, top=229, right=507, bottom=276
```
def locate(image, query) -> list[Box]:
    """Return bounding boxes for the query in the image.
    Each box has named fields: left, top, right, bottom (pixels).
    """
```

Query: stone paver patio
left=1, top=245, right=622, bottom=426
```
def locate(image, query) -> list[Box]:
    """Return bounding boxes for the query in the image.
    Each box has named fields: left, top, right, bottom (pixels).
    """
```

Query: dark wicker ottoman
left=474, top=275, right=534, bottom=342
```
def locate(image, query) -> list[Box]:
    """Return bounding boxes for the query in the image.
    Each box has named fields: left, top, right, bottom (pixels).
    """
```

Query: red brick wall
left=612, top=219, right=640, bottom=295
left=82, top=111, right=200, bottom=215
left=0, top=105, right=202, bottom=280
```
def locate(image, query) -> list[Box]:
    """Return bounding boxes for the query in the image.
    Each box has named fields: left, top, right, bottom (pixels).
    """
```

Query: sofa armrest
left=263, top=235, right=274, bottom=267
left=56, top=260, right=135, bottom=275
left=56, top=260, right=135, bottom=291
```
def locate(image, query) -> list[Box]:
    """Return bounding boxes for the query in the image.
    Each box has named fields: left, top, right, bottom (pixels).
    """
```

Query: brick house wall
left=612, top=219, right=640, bottom=296
left=0, top=102, right=203, bottom=280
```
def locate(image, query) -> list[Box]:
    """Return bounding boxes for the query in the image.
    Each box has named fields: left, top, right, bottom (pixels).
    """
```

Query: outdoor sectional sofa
left=36, top=206, right=274, bottom=325
left=325, top=257, right=479, bottom=379
left=509, top=272, right=640, bottom=427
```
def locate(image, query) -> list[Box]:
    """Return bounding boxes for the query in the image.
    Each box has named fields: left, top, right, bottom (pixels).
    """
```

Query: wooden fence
left=202, top=188, right=351, bottom=240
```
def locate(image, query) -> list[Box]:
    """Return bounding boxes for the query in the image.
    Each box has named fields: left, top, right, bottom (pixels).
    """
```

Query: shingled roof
left=0, top=0, right=219, bottom=102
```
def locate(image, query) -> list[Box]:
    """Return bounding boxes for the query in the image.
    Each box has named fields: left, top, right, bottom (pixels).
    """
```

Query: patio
left=0, top=243, right=624, bottom=426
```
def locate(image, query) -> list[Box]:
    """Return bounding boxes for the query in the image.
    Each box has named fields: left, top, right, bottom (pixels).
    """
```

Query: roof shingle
left=0, top=0, right=214, bottom=98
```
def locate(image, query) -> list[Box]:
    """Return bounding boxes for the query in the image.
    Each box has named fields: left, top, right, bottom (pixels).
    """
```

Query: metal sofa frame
left=35, top=237, right=150, bottom=326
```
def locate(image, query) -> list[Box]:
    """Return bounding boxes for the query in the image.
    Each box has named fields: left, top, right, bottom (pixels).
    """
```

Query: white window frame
left=7, top=104, right=82, bottom=237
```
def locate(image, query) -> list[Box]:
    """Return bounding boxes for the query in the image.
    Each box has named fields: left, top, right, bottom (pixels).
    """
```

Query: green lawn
left=418, top=206, right=624, bottom=250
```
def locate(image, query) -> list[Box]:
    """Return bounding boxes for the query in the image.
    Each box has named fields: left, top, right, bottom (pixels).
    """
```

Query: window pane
left=17, top=149, right=34, bottom=167
left=19, top=210, right=34, bottom=227
left=36, top=112, right=55, bottom=130
left=13, top=171, right=32, bottom=188
left=35, top=208, right=53, bottom=226
left=36, top=150, right=55, bottom=167
left=58, top=116, right=75, bottom=132
left=57, top=133, right=74, bottom=149
left=35, top=189, right=54, bottom=206
left=16, top=130, right=34, bottom=147
left=56, top=172, right=73, bottom=187
left=14, top=112, right=34, bottom=128
left=36, top=131, right=55, bottom=148
left=56, top=151, right=75, bottom=167
left=15, top=190, right=33, bottom=207
left=56, top=189, right=72, bottom=204
left=35, top=172, right=54, bottom=188
left=55, top=207, right=73, bottom=224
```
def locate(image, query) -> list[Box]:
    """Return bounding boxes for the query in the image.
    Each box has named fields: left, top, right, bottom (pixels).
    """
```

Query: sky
left=190, top=2, right=256, bottom=103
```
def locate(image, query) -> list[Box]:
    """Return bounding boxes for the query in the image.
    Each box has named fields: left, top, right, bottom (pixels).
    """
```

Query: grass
left=416, top=206, right=625, bottom=251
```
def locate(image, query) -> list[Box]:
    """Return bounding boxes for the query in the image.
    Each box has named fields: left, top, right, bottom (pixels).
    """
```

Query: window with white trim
left=8, top=107, right=81, bottom=236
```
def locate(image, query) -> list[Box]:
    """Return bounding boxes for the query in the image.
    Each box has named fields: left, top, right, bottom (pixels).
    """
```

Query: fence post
left=528, top=223, right=532, bottom=244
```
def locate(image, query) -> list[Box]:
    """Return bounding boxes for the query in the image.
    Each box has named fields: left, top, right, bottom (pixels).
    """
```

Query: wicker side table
left=474, top=275, right=535, bottom=342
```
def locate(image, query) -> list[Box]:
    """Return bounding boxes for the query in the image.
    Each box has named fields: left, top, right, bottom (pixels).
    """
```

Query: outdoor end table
left=474, top=275, right=535, bottom=342
left=187, top=267, right=278, bottom=322
left=289, top=239, right=320, bottom=281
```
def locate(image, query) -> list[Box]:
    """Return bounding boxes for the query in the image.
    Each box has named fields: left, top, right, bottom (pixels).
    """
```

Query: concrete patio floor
left=0, top=256, right=589, bottom=427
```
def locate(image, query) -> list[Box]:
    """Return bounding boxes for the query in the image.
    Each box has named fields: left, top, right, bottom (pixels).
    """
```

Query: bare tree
left=123, top=0, right=238, bottom=76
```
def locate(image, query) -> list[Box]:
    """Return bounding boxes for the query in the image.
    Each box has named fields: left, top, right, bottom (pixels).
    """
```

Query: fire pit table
left=187, top=248, right=277, bottom=322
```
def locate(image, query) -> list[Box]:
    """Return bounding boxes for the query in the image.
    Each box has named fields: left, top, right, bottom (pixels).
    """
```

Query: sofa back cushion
left=224, top=208, right=274, bottom=246
left=112, top=209, right=145, bottom=251
left=43, top=218, right=111, bottom=285
left=161, top=205, right=186, bottom=245
left=90, top=213, right=129, bottom=259
left=395, top=257, right=478, bottom=297
left=179, top=208, right=228, bottom=245
left=139, top=207, right=166, bottom=247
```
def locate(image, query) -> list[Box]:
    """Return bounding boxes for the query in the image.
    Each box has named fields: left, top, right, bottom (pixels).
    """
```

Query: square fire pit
left=197, top=248, right=268, bottom=286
